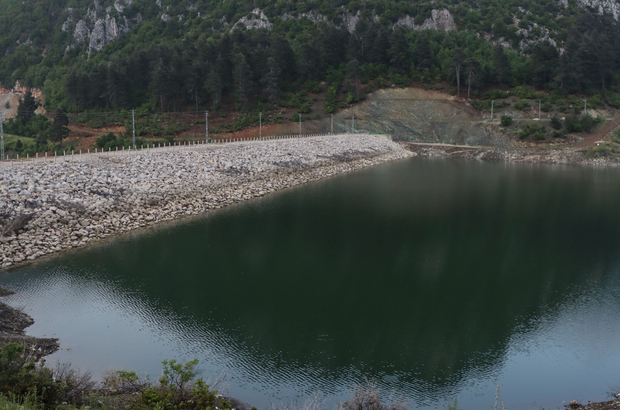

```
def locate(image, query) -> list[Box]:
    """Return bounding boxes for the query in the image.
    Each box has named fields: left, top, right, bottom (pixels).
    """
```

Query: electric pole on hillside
left=259, top=112, right=262, bottom=139
left=331, top=114, right=333, bottom=135
left=538, top=100, right=541, bottom=119
left=491, top=101, right=494, bottom=120
left=583, top=100, right=587, bottom=115
left=0, top=109, right=4, bottom=161
left=352, top=114, right=355, bottom=133
left=205, top=111, right=209, bottom=143
left=132, top=110, right=136, bottom=149
left=299, top=114, right=301, bottom=137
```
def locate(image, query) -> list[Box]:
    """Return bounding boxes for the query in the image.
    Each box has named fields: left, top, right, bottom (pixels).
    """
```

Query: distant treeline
left=1, top=0, right=620, bottom=113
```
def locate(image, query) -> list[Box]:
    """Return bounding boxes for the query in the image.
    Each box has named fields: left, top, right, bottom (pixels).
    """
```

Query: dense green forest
left=1, top=0, right=620, bottom=116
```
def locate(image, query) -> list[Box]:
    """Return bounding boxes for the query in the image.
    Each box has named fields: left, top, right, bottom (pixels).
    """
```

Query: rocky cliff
left=396, top=10, right=457, bottom=31
left=63, top=0, right=136, bottom=55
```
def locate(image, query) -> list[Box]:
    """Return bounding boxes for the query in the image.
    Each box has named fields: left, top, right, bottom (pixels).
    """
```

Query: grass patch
left=584, top=144, right=620, bottom=158
left=2, top=134, right=36, bottom=147
left=0, top=395, right=39, bottom=410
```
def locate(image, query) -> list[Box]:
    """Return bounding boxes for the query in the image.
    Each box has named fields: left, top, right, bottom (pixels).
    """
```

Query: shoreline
left=2, top=136, right=619, bottom=272
left=0, top=286, right=59, bottom=359
left=0, top=134, right=413, bottom=271
left=1, top=136, right=620, bottom=409
left=401, top=142, right=620, bottom=166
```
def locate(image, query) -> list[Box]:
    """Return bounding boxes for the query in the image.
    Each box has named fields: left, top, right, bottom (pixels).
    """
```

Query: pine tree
left=206, top=68, right=222, bottom=109
left=51, top=108, right=69, bottom=146
left=451, top=48, right=466, bottom=96
left=347, top=59, right=362, bottom=103
left=16, top=89, right=38, bottom=124
left=261, top=57, right=281, bottom=105
left=464, top=58, right=480, bottom=99
left=233, top=53, right=252, bottom=105
left=493, top=46, right=511, bottom=86
left=150, top=58, right=169, bottom=113
left=389, top=28, right=409, bottom=73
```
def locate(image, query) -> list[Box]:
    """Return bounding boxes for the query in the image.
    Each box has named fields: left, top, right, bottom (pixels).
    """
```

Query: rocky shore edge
left=0, top=286, right=59, bottom=359
left=0, top=135, right=413, bottom=271
left=402, top=142, right=620, bottom=166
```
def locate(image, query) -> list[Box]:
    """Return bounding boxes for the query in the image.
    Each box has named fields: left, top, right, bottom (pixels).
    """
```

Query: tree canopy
left=0, top=0, right=619, bottom=114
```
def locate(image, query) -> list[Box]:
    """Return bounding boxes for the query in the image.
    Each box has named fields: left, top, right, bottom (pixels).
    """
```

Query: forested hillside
left=1, top=0, right=620, bottom=117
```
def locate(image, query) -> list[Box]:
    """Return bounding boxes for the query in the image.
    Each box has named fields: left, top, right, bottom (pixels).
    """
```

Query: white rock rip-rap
left=0, top=135, right=413, bottom=269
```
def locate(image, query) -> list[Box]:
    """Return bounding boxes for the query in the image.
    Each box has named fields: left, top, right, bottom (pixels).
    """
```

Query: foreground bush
left=0, top=343, right=58, bottom=408
left=0, top=392, right=41, bottom=410
left=0, top=343, right=235, bottom=410
left=129, top=359, right=233, bottom=410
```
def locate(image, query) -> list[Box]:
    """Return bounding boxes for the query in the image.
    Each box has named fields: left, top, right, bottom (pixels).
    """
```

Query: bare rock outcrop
left=560, top=0, right=620, bottom=19
left=87, top=15, right=130, bottom=54
left=231, top=8, right=273, bottom=31
left=114, top=0, right=132, bottom=13
left=65, top=0, right=136, bottom=55
left=281, top=11, right=329, bottom=24
left=342, top=10, right=361, bottom=33
left=396, top=9, right=457, bottom=31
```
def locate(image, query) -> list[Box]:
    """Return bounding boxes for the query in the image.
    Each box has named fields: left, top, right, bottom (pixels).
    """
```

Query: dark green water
left=3, top=158, right=620, bottom=410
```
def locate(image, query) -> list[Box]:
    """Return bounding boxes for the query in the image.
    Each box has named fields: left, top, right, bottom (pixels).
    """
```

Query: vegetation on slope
left=2, top=0, right=620, bottom=113
left=2, top=0, right=620, bottom=158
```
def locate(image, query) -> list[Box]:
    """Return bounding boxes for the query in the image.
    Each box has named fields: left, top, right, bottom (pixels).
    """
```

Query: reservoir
left=2, top=157, right=620, bottom=410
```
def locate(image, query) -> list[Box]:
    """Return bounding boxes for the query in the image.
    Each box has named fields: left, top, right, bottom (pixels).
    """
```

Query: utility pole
left=0, top=109, right=4, bottom=161
left=538, top=100, right=541, bottom=120
left=352, top=114, right=355, bottom=133
left=583, top=99, right=587, bottom=115
left=132, top=110, right=136, bottom=149
left=491, top=101, right=494, bottom=121
left=331, top=114, right=333, bottom=135
left=205, top=111, right=209, bottom=143
left=299, top=114, right=301, bottom=137
left=259, top=112, right=262, bottom=140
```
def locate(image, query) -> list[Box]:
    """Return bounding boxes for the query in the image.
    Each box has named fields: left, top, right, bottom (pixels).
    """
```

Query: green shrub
left=550, top=115, right=562, bottom=130
left=585, top=144, right=617, bottom=158
left=0, top=392, right=41, bottom=410
left=565, top=115, right=582, bottom=132
left=500, top=115, right=513, bottom=126
left=298, top=102, right=311, bottom=113
left=533, top=128, right=547, bottom=140
left=513, top=86, right=537, bottom=99
left=483, top=90, right=510, bottom=100
left=305, top=80, right=322, bottom=94
left=128, top=359, right=232, bottom=410
left=0, top=343, right=58, bottom=408
left=324, top=85, right=337, bottom=113
left=514, top=100, right=531, bottom=110
left=552, top=130, right=565, bottom=138
left=579, top=113, right=595, bottom=132
left=518, top=124, right=547, bottom=140
left=391, top=74, right=410, bottom=88
left=95, top=132, right=146, bottom=149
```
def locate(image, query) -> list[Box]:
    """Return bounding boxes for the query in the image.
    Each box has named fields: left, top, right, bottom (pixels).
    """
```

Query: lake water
left=2, top=157, right=620, bottom=410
